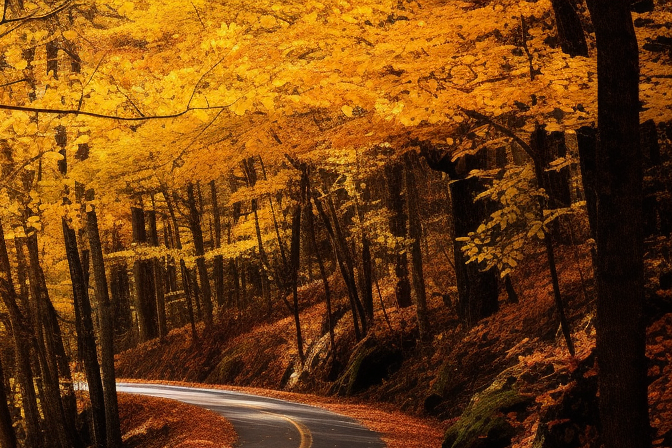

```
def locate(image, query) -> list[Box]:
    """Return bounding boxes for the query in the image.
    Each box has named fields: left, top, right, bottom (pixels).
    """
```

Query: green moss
left=205, top=350, right=244, bottom=384
left=443, top=388, right=526, bottom=448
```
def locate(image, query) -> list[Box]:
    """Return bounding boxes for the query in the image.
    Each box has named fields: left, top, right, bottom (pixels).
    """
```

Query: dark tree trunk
left=210, top=180, right=226, bottom=307
left=306, top=192, right=336, bottom=352
left=585, top=2, right=650, bottom=447
left=327, top=197, right=368, bottom=335
left=450, top=170, right=499, bottom=325
left=131, top=207, right=158, bottom=341
left=550, top=0, right=589, bottom=57
left=418, top=143, right=499, bottom=326
left=163, top=189, right=198, bottom=340
left=0, top=222, right=38, bottom=448
left=187, top=183, right=213, bottom=326
left=505, top=274, right=519, bottom=304
left=530, top=126, right=575, bottom=356
left=87, top=208, right=122, bottom=448
left=147, top=210, right=167, bottom=339
left=25, top=233, right=80, bottom=448
left=0, top=356, right=17, bottom=448
left=385, top=162, right=412, bottom=308
left=576, top=126, right=598, bottom=242
left=62, top=220, right=106, bottom=448
left=110, top=265, right=133, bottom=337
left=405, top=154, right=431, bottom=341
left=313, top=196, right=362, bottom=340
left=290, top=202, right=305, bottom=362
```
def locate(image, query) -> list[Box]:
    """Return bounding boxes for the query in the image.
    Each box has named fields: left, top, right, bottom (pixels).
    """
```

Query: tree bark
left=87, top=208, right=122, bottom=448
left=290, top=202, right=305, bottom=362
left=585, top=2, right=650, bottom=447
left=131, top=207, right=158, bottom=341
left=385, top=162, right=413, bottom=308
left=147, top=210, right=167, bottom=339
left=550, top=0, right=589, bottom=57
left=418, top=142, right=499, bottom=326
left=187, top=183, right=213, bottom=326
left=0, top=222, right=41, bottom=448
left=210, top=180, right=226, bottom=307
left=163, top=189, right=198, bottom=340
left=405, top=154, right=431, bottom=341
left=0, top=356, right=17, bottom=448
left=62, top=219, right=107, bottom=448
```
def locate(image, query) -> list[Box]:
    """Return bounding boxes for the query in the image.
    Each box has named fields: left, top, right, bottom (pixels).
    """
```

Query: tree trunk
left=87, top=208, right=122, bottom=448
left=163, top=189, right=198, bottom=340
left=147, top=210, right=167, bottom=339
left=290, top=202, right=305, bottom=362
left=25, top=233, right=81, bottom=448
left=305, top=194, right=336, bottom=352
left=531, top=126, right=575, bottom=356
left=585, top=2, right=650, bottom=447
left=550, top=0, right=589, bottom=57
left=0, top=222, right=41, bottom=448
left=131, top=207, right=158, bottom=341
left=418, top=143, right=499, bottom=326
left=313, top=196, right=362, bottom=340
left=62, top=219, right=107, bottom=448
left=0, top=356, right=17, bottom=448
left=187, top=183, right=213, bottom=326
left=210, top=180, right=226, bottom=307
left=385, top=162, right=413, bottom=308
left=405, top=154, right=431, bottom=341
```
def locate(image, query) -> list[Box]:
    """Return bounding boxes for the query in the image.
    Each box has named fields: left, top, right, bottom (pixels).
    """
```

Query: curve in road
left=117, top=383, right=386, bottom=448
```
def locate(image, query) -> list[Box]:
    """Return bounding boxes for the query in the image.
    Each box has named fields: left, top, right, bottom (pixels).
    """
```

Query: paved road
left=116, top=383, right=386, bottom=448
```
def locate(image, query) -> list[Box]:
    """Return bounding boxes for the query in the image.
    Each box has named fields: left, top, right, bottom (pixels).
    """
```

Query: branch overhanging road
left=116, top=383, right=386, bottom=448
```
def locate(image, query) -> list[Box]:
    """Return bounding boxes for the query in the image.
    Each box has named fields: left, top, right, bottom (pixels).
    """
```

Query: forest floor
left=117, top=393, right=237, bottom=448
left=115, top=237, right=672, bottom=448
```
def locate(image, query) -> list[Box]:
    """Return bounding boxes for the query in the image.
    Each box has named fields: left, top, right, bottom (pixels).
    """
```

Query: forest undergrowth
left=116, top=236, right=672, bottom=448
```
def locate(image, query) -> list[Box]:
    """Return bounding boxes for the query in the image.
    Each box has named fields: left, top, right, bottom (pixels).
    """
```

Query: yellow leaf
left=341, top=105, right=353, bottom=117
left=260, top=15, right=277, bottom=28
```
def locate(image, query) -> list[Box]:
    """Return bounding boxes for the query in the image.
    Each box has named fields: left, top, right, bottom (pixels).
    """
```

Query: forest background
left=0, top=0, right=671, bottom=447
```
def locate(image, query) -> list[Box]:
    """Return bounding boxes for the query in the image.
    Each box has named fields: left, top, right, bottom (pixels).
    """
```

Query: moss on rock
left=443, top=384, right=530, bottom=448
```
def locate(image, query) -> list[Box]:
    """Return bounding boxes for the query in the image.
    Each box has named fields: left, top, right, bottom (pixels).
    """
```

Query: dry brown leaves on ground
left=118, top=393, right=237, bottom=448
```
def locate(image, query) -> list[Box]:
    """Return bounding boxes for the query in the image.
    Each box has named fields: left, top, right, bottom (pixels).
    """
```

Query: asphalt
left=116, top=382, right=386, bottom=448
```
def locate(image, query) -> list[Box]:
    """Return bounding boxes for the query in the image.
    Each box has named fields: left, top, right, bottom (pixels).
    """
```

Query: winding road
left=116, top=383, right=386, bottom=448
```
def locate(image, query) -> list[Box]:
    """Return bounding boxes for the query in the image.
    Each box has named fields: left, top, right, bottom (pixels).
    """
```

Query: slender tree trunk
left=0, top=222, right=41, bottom=448
left=210, top=180, right=226, bottom=307
left=313, top=196, right=362, bottom=340
left=290, top=202, right=305, bottom=362
left=187, top=183, right=213, bottom=326
left=531, top=126, right=575, bottom=356
left=163, top=189, right=198, bottom=340
left=385, top=162, right=413, bottom=308
left=405, top=155, right=431, bottom=341
left=87, top=208, right=122, bottom=448
left=305, top=194, right=335, bottom=352
left=62, top=219, right=106, bottom=448
left=550, top=0, right=589, bottom=57
left=0, top=356, right=17, bottom=448
left=26, top=233, right=81, bottom=448
left=131, top=207, right=158, bottom=341
left=585, top=2, right=650, bottom=447
left=147, top=210, right=167, bottom=339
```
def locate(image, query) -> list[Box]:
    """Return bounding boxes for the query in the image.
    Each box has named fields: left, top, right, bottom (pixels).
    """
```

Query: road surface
left=116, top=382, right=386, bottom=448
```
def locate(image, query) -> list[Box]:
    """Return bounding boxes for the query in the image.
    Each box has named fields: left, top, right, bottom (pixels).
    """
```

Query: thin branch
left=0, top=102, right=236, bottom=121
left=186, top=51, right=233, bottom=110
left=0, top=78, right=28, bottom=88
left=458, top=107, right=536, bottom=159
left=0, top=0, right=71, bottom=25
left=78, top=53, right=107, bottom=111
left=191, top=2, right=205, bottom=30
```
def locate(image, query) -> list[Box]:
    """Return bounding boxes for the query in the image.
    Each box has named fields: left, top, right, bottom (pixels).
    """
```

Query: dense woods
left=0, top=0, right=671, bottom=447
